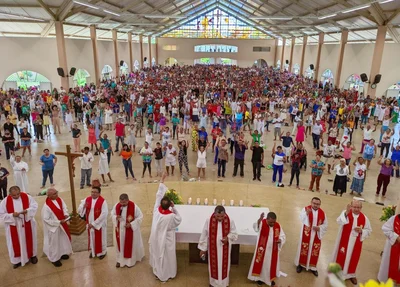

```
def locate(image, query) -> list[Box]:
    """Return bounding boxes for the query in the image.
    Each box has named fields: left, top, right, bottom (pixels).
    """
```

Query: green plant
left=165, top=189, right=183, bottom=205
left=251, top=204, right=261, bottom=207
left=380, top=205, right=396, bottom=222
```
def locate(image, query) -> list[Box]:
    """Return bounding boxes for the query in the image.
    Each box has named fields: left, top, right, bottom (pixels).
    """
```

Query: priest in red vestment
left=111, top=193, right=144, bottom=268
left=248, top=212, right=286, bottom=287
left=294, top=197, right=328, bottom=276
left=378, top=214, right=400, bottom=284
left=198, top=205, right=238, bottom=287
left=0, top=185, right=38, bottom=268
left=78, top=186, right=108, bottom=259
left=41, top=188, right=72, bottom=267
left=331, top=200, right=372, bottom=285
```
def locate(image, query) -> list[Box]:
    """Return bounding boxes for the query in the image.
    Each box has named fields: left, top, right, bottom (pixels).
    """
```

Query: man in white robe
left=331, top=200, right=372, bottom=285
left=0, top=185, right=38, bottom=268
left=78, top=186, right=108, bottom=259
left=294, top=197, right=328, bottom=276
left=199, top=205, right=238, bottom=287
left=10, top=154, right=29, bottom=194
left=41, top=188, right=72, bottom=267
left=378, top=214, right=400, bottom=284
left=248, top=212, right=286, bottom=287
left=149, top=173, right=182, bottom=282
left=111, top=193, right=144, bottom=268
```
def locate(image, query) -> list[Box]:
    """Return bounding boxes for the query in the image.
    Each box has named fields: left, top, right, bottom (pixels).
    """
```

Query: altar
left=174, top=205, right=269, bottom=264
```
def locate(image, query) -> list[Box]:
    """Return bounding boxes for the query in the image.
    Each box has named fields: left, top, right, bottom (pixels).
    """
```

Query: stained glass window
left=194, top=44, right=238, bottom=53
left=162, top=8, right=271, bottom=39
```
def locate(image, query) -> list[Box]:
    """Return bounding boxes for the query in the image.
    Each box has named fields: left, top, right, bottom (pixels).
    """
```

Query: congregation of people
left=0, top=64, right=400, bottom=286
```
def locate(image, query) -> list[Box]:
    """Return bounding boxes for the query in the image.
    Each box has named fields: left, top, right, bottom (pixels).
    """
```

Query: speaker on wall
left=120, top=60, right=124, bottom=66
left=285, top=60, right=289, bottom=64
left=360, top=73, right=368, bottom=82
left=57, top=67, right=65, bottom=77
left=373, top=74, right=382, bottom=84
left=310, top=64, right=314, bottom=70
left=69, top=67, right=76, bottom=76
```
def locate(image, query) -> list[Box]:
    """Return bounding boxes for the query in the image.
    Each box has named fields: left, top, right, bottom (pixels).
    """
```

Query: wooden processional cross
left=55, top=145, right=86, bottom=235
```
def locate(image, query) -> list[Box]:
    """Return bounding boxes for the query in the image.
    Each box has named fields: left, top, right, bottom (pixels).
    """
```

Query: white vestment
left=10, top=156, right=29, bottom=194
left=294, top=208, right=328, bottom=271
left=149, top=183, right=182, bottom=282
left=0, top=194, right=38, bottom=265
left=111, top=202, right=145, bottom=267
left=331, top=211, right=372, bottom=279
left=198, top=217, right=238, bottom=287
left=98, top=152, right=109, bottom=174
left=248, top=221, right=286, bottom=286
left=78, top=197, right=108, bottom=257
left=378, top=215, right=400, bottom=283
left=41, top=198, right=73, bottom=262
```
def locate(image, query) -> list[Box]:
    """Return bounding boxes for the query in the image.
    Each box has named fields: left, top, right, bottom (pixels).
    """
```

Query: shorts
left=21, top=140, right=30, bottom=147
left=363, top=153, right=373, bottom=161
left=284, top=147, right=291, bottom=157
left=323, top=156, right=334, bottom=165
left=192, top=115, right=199, bottom=122
left=197, top=159, right=207, bottom=168
left=165, top=160, right=176, bottom=167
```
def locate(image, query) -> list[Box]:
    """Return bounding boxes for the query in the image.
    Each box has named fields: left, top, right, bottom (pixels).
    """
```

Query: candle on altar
left=230, top=200, right=234, bottom=206
left=239, top=200, right=243, bottom=206
left=213, top=199, right=217, bottom=205
left=204, top=198, right=208, bottom=205
left=196, top=198, right=200, bottom=205
left=222, top=199, right=225, bottom=206
left=188, top=197, right=192, bottom=205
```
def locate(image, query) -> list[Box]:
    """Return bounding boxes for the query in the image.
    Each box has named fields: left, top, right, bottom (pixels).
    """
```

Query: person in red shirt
left=114, top=118, right=125, bottom=152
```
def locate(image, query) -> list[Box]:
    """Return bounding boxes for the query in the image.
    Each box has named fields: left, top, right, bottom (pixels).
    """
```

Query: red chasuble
left=85, top=196, right=105, bottom=255
left=299, top=206, right=325, bottom=267
left=6, top=192, right=34, bottom=258
left=251, top=219, right=281, bottom=282
left=335, top=212, right=366, bottom=274
left=389, top=215, right=400, bottom=284
left=209, top=213, right=230, bottom=280
left=115, top=201, right=135, bottom=258
left=46, top=197, right=71, bottom=241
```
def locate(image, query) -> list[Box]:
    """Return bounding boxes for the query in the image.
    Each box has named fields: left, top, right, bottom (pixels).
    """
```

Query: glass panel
left=194, top=44, right=238, bottom=53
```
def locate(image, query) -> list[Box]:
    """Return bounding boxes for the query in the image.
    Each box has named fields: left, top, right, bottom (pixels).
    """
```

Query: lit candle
left=188, top=197, right=192, bottom=205
left=230, top=200, right=234, bottom=206
left=204, top=198, right=208, bottom=205
left=213, top=199, right=217, bottom=205
left=239, top=200, right=243, bottom=207
left=196, top=198, right=200, bottom=205
left=222, top=199, right=225, bottom=206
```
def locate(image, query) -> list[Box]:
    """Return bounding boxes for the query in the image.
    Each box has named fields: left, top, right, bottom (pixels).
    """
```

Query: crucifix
left=55, top=144, right=86, bottom=235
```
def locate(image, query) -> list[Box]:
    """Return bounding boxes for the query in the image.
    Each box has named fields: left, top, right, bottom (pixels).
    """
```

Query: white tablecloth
left=174, top=205, right=269, bottom=245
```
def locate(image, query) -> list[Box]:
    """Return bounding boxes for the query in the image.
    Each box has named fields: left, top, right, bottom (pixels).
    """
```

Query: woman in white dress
left=104, top=106, right=113, bottom=130
left=65, top=109, right=74, bottom=132
left=126, top=124, right=137, bottom=152
left=98, top=147, right=114, bottom=185
left=10, top=153, right=29, bottom=193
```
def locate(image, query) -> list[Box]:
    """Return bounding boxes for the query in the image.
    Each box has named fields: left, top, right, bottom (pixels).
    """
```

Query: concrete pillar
left=148, top=36, right=152, bottom=67
left=289, top=37, right=295, bottom=73
left=90, top=25, right=100, bottom=87
left=55, top=21, right=69, bottom=90
left=300, top=35, right=308, bottom=76
left=314, top=32, right=324, bottom=81
left=335, top=30, right=348, bottom=88
left=155, top=37, right=158, bottom=65
left=280, top=38, right=286, bottom=71
left=367, top=25, right=387, bottom=98
left=273, top=38, right=279, bottom=67
left=139, top=35, right=143, bottom=68
left=128, top=32, right=133, bottom=72
left=112, top=30, right=119, bottom=79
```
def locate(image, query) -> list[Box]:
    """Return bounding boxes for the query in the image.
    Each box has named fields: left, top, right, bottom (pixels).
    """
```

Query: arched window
left=386, top=82, right=400, bottom=98
left=3, top=70, right=51, bottom=90
left=101, top=65, right=113, bottom=79
left=276, top=60, right=281, bottom=69
left=217, top=58, right=237, bottom=65
left=73, top=69, right=90, bottom=87
left=344, top=74, right=364, bottom=92
left=134, top=60, right=140, bottom=70
left=321, top=69, right=334, bottom=86
left=152, top=57, right=156, bottom=66
left=304, top=66, right=314, bottom=79
left=292, top=64, right=300, bottom=75
left=194, top=58, right=215, bottom=65
left=120, top=62, right=129, bottom=75
left=253, top=59, right=268, bottom=68
left=165, top=57, right=178, bottom=66
left=194, top=44, right=238, bottom=53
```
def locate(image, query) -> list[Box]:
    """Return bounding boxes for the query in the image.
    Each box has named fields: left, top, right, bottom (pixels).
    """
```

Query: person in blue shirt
left=171, top=114, right=180, bottom=140
left=198, top=127, right=208, bottom=141
left=271, top=143, right=286, bottom=187
left=391, top=144, right=400, bottom=177
left=99, top=131, right=113, bottom=164
left=39, top=148, right=57, bottom=188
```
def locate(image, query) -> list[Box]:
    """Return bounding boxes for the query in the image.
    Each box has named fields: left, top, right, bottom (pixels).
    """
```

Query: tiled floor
left=0, top=119, right=398, bottom=287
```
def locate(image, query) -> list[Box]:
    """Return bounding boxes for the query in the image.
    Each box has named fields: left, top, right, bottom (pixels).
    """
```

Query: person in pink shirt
left=341, top=141, right=356, bottom=174
left=295, top=121, right=306, bottom=145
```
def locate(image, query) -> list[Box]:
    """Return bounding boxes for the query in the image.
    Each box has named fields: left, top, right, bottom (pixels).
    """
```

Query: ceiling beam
left=41, top=20, right=55, bottom=37
left=65, top=0, right=102, bottom=19
left=37, top=0, right=56, bottom=20
left=0, top=4, right=59, bottom=8
left=368, top=3, right=400, bottom=43
left=57, top=0, right=75, bottom=21
left=386, top=8, right=400, bottom=24
left=0, top=19, right=50, bottom=24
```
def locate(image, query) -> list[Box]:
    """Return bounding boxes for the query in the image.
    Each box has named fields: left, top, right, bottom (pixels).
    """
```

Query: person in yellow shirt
left=243, top=109, right=251, bottom=131
left=3, top=102, right=11, bottom=118
left=7, top=112, right=19, bottom=135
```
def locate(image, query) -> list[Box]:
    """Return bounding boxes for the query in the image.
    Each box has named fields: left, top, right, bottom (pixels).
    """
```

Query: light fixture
left=103, top=9, right=120, bottom=17
left=318, top=13, right=337, bottom=20
left=0, top=11, right=44, bottom=21
left=342, top=4, right=371, bottom=14
left=250, top=16, right=293, bottom=20
left=73, top=0, right=99, bottom=9
left=143, top=14, right=186, bottom=19
left=379, top=0, right=394, bottom=3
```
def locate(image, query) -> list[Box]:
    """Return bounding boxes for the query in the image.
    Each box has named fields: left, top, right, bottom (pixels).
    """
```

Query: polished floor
left=0, top=118, right=398, bottom=287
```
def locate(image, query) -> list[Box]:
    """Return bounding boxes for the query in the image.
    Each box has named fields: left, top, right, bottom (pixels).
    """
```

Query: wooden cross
left=55, top=145, right=86, bottom=235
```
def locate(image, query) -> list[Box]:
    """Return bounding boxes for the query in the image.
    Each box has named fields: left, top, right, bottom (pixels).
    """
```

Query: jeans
left=142, top=161, right=151, bottom=176
left=80, top=168, right=92, bottom=187
left=42, top=168, right=54, bottom=186
left=172, top=125, right=178, bottom=139
left=252, top=161, right=261, bottom=179
left=312, top=133, right=320, bottom=149
left=217, top=159, right=227, bottom=177
left=233, top=158, right=244, bottom=176
left=377, top=173, right=391, bottom=196
left=290, top=169, right=300, bottom=186
left=380, top=143, right=390, bottom=158
left=214, top=146, right=219, bottom=164
left=115, top=136, right=124, bottom=151
left=4, top=144, right=14, bottom=160
left=361, top=114, right=368, bottom=125
left=0, top=182, right=7, bottom=200
left=391, top=164, right=400, bottom=177
left=272, top=164, right=283, bottom=183
left=107, top=152, right=111, bottom=165
left=309, top=174, right=322, bottom=191
left=122, top=158, right=135, bottom=178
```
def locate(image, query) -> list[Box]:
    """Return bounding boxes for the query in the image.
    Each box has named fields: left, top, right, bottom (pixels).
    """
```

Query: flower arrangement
left=165, top=189, right=183, bottom=205
left=380, top=205, right=396, bottom=222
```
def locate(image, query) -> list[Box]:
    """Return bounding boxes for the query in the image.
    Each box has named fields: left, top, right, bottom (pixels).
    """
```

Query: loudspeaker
left=144, top=57, right=147, bottom=62
left=360, top=73, right=368, bottom=82
left=310, top=64, right=314, bottom=70
left=373, top=74, right=382, bottom=84
left=69, top=67, right=76, bottom=76
left=285, top=60, right=289, bottom=64
left=120, top=60, right=124, bottom=66
left=57, top=67, right=65, bottom=77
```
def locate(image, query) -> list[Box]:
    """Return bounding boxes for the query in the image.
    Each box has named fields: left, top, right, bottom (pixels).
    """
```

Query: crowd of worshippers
left=0, top=174, right=398, bottom=287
